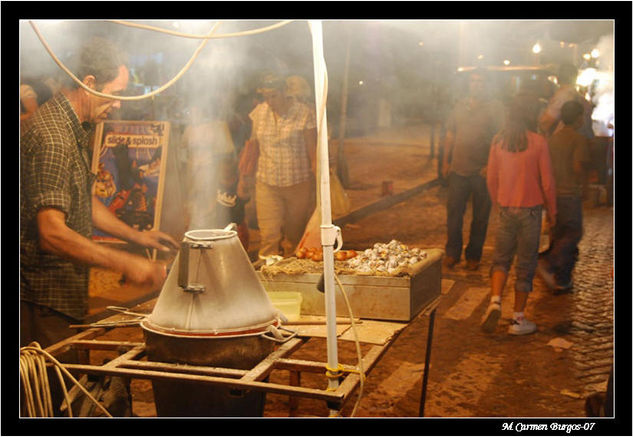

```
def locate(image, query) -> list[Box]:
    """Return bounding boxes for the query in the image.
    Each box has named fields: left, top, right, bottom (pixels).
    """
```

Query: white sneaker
left=508, top=318, right=537, bottom=335
left=481, top=302, right=501, bottom=333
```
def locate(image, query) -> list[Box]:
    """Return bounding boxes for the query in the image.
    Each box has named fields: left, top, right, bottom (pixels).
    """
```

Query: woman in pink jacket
left=481, top=95, right=557, bottom=336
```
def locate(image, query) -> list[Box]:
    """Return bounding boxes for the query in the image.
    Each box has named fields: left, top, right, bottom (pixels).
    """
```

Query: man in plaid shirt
left=20, top=37, right=179, bottom=351
left=246, top=74, right=317, bottom=260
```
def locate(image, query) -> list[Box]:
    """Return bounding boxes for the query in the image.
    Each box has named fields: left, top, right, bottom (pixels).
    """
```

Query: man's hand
left=123, top=257, right=167, bottom=290
left=134, top=230, right=179, bottom=253
left=479, top=166, right=487, bottom=178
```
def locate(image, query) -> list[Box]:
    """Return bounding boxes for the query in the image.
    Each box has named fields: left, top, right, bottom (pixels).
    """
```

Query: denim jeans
left=542, top=195, right=583, bottom=284
left=445, top=172, right=492, bottom=261
left=491, top=205, right=543, bottom=292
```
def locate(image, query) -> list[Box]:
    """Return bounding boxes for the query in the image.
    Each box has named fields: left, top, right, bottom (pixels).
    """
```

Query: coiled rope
left=19, top=342, right=112, bottom=417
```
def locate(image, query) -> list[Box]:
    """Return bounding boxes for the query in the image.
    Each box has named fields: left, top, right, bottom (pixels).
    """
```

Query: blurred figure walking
left=482, top=94, right=557, bottom=335
left=441, top=70, right=504, bottom=271
left=536, top=100, right=590, bottom=293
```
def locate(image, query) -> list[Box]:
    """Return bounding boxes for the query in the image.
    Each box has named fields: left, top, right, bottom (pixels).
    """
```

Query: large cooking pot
left=141, top=227, right=292, bottom=417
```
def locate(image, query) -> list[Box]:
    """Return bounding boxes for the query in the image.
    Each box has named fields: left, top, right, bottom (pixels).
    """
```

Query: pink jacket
left=487, top=131, right=557, bottom=219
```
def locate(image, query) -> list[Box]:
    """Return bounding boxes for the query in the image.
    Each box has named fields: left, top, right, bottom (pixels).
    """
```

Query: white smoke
left=590, top=34, right=614, bottom=137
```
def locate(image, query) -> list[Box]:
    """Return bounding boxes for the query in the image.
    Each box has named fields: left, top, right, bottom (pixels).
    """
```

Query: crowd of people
left=439, top=64, right=594, bottom=336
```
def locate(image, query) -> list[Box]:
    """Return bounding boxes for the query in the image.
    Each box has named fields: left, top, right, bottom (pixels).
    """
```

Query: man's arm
left=37, top=207, right=166, bottom=288
left=91, top=196, right=179, bottom=252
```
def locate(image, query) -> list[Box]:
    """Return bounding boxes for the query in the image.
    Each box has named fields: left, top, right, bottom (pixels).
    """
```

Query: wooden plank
left=285, top=323, right=351, bottom=339
left=275, top=358, right=371, bottom=376
left=240, top=337, right=306, bottom=382
left=338, top=320, right=407, bottom=345
left=103, top=345, right=146, bottom=368
left=275, top=358, right=329, bottom=374
left=60, top=363, right=343, bottom=403
left=44, top=328, right=110, bottom=357
left=335, top=345, right=390, bottom=403
left=117, top=360, right=247, bottom=378
left=70, top=340, right=144, bottom=351
left=332, top=178, right=440, bottom=227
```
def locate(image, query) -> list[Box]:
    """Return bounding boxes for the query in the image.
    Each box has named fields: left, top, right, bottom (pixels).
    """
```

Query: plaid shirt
left=20, top=93, right=96, bottom=320
left=250, top=101, right=316, bottom=187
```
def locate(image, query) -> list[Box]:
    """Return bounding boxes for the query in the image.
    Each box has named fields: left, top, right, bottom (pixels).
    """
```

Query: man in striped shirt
left=20, top=37, right=179, bottom=351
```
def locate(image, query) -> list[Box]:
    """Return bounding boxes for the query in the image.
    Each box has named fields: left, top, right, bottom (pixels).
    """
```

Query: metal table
left=42, top=296, right=440, bottom=417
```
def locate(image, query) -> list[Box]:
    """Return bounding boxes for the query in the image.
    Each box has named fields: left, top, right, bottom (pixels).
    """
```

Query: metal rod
left=309, top=20, right=340, bottom=401
left=419, top=307, right=437, bottom=417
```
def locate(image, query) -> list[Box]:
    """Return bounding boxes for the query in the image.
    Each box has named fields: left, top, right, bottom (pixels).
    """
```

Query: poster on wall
left=91, top=120, right=170, bottom=243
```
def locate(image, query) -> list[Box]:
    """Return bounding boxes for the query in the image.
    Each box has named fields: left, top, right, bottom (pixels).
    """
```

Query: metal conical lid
left=143, top=229, right=280, bottom=337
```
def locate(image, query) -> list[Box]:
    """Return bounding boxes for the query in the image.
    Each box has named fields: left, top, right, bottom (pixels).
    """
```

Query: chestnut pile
left=344, top=240, right=427, bottom=275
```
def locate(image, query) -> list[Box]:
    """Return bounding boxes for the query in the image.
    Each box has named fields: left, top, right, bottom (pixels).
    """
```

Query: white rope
left=28, top=20, right=220, bottom=101
left=107, top=19, right=293, bottom=39
left=29, top=19, right=293, bottom=102
left=20, top=342, right=113, bottom=417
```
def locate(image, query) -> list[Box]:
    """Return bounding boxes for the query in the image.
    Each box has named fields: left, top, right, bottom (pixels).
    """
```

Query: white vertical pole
left=308, top=20, right=340, bottom=400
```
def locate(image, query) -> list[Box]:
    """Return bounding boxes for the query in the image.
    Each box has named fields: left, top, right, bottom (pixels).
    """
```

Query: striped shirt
left=20, top=93, right=96, bottom=320
left=250, top=101, right=316, bottom=187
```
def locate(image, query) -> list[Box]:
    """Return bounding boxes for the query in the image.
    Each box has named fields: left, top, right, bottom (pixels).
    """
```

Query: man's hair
left=560, top=100, right=584, bottom=126
left=558, top=63, right=578, bottom=85
left=65, top=37, right=127, bottom=90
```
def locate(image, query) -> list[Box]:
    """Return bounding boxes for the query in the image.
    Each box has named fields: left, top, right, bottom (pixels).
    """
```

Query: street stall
left=19, top=18, right=444, bottom=418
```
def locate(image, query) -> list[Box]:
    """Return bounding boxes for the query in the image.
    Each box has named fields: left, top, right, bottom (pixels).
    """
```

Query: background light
left=532, top=43, right=542, bottom=54
left=583, top=53, right=592, bottom=61
left=477, top=54, right=484, bottom=60
left=503, top=59, right=511, bottom=66
left=591, top=48, right=600, bottom=58
left=577, top=68, right=597, bottom=87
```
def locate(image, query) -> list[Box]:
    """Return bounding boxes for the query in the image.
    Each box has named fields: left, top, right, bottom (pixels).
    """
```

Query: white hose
left=333, top=273, right=366, bottom=417
left=107, top=19, right=293, bottom=39
left=29, top=20, right=220, bottom=102
left=29, top=19, right=292, bottom=102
